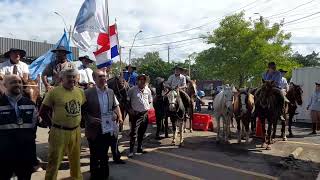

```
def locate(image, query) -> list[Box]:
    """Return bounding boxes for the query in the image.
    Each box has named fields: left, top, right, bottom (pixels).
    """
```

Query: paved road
left=31, top=119, right=320, bottom=180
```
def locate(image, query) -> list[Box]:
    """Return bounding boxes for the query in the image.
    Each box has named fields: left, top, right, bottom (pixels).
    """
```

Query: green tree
left=292, top=51, right=320, bottom=67
left=196, top=12, right=301, bottom=87
left=132, top=52, right=174, bottom=84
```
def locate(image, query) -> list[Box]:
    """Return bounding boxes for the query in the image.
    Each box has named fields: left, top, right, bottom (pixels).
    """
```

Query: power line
left=266, top=0, right=317, bottom=18
left=283, top=11, right=320, bottom=25
left=135, top=0, right=262, bottom=41
left=122, top=37, right=205, bottom=48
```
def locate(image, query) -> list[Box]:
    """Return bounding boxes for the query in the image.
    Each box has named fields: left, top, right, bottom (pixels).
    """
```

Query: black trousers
left=111, top=135, right=121, bottom=161
left=88, top=133, right=118, bottom=180
left=0, top=165, right=32, bottom=180
left=129, top=111, right=148, bottom=152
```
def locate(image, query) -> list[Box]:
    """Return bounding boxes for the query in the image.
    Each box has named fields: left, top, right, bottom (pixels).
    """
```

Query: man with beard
left=39, top=68, right=86, bottom=180
left=41, top=46, right=75, bottom=91
left=0, top=75, right=37, bottom=180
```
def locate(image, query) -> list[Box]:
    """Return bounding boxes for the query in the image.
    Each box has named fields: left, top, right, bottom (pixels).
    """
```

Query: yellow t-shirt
left=42, top=86, right=86, bottom=127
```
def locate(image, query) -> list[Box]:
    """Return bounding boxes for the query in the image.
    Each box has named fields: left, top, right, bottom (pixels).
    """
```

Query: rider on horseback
left=262, top=62, right=289, bottom=121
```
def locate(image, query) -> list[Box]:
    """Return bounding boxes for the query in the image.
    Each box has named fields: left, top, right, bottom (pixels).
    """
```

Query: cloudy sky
left=1, top=0, right=320, bottom=63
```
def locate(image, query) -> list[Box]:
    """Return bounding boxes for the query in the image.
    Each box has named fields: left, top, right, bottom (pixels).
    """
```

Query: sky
left=1, top=0, right=320, bottom=63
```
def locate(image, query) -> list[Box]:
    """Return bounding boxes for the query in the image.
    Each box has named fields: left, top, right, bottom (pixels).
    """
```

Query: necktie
left=13, top=65, right=18, bottom=75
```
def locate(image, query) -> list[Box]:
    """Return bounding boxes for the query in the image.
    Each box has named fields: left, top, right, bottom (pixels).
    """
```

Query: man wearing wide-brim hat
left=41, top=46, right=75, bottom=91
left=165, top=65, right=187, bottom=90
left=0, top=48, right=29, bottom=82
left=77, top=55, right=95, bottom=89
left=124, top=64, right=138, bottom=87
left=279, top=69, right=289, bottom=92
left=127, top=73, right=152, bottom=157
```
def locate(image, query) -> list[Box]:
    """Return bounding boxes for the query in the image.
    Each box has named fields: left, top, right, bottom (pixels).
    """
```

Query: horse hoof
left=282, top=137, right=288, bottom=141
left=190, top=129, right=193, bottom=133
left=183, top=129, right=187, bottom=133
left=266, top=145, right=271, bottom=150
left=172, top=140, right=175, bottom=144
left=271, top=139, right=276, bottom=144
left=237, top=139, right=241, bottom=144
left=261, top=143, right=266, bottom=148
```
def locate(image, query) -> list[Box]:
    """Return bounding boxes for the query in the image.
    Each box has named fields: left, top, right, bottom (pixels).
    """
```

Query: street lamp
left=54, top=11, right=72, bottom=41
left=128, top=30, right=143, bottom=64
left=54, top=11, right=68, bottom=30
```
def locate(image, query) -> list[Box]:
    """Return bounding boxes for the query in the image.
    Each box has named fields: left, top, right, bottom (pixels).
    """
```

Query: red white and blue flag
left=94, top=24, right=119, bottom=69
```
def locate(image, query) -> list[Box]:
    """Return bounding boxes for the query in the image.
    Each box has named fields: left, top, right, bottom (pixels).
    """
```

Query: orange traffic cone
left=255, top=117, right=263, bottom=138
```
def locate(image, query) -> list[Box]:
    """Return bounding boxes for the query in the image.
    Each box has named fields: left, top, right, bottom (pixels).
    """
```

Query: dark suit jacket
left=82, top=87, right=117, bottom=140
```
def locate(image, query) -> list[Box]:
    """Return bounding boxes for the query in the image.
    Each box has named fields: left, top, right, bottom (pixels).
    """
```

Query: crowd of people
left=0, top=46, right=319, bottom=180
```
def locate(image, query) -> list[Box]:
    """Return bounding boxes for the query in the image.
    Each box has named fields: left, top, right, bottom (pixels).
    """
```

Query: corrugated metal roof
left=0, top=37, right=79, bottom=60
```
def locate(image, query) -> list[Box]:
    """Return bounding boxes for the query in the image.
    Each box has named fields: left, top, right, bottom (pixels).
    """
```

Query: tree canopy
left=195, top=12, right=301, bottom=87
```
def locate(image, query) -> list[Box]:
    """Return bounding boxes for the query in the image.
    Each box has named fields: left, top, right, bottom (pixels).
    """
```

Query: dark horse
left=154, top=77, right=169, bottom=139
left=107, top=75, right=130, bottom=131
left=255, top=80, right=284, bottom=150
left=286, top=83, right=303, bottom=137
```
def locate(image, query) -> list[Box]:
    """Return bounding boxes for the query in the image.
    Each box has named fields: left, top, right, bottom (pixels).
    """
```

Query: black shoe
left=114, top=159, right=126, bottom=164
left=137, top=148, right=148, bottom=154
left=309, top=131, right=317, bottom=135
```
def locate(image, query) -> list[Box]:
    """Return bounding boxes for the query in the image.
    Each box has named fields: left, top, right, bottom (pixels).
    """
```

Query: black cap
left=268, top=62, right=276, bottom=67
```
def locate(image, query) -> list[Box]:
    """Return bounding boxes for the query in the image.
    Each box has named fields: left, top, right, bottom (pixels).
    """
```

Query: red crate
left=192, top=113, right=214, bottom=131
left=148, top=108, right=156, bottom=124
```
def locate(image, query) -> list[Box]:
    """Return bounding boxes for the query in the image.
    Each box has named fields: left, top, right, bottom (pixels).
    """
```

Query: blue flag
left=29, top=30, right=73, bottom=80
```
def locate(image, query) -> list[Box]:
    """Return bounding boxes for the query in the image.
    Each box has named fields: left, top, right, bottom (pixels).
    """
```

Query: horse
left=154, top=77, right=169, bottom=139
left=213, top=85, right=236, bottom=144
left=285, top=83, right=303, bottom=137
left=107, top=75, right=130, bottom=131
left=185, top=79, right=197, bottom=133
left=22, top=79, right=42, bottom=108
left=233, top=89, right=254, bottom=144
left=254, top=80, right=284, bottom=150
left=166, top=89, right=190, bottom=146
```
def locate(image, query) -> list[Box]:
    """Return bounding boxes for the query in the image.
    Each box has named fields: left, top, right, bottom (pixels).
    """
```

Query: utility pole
left=167, top=46, right=170, bottom=63
left=68, top=25, right=72, bottom=42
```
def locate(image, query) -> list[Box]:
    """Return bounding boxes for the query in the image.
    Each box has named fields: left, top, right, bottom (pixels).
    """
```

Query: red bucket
left=148, top=109, right=156, bottom=124
left=192, top=113, right=214, bottom=131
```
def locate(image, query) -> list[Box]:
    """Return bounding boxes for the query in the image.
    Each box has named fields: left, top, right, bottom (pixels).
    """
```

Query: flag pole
left=115, top=18, right=123, bottom=77
left=105, top=0, right=110, bottom=76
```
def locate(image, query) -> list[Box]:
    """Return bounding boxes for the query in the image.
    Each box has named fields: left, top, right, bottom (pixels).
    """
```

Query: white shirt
left=166, top=74, right=187, bottom=89
left=280, top=77, right=289, bottom=92
left=96, top=86, right=119, bottom=135
left=78, top=65, right=94, bottom=84
left=0, top=59, right=29, bottom=77
left=127, top=86, right=152, bottom=112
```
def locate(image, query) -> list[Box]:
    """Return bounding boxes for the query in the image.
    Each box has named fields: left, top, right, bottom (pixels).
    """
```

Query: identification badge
left=101, top=113, right=113, bottom=134
left=17, top=118, right=23, bottom=125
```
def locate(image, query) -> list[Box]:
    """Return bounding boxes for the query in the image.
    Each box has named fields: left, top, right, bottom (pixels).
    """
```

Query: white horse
left=167, top=90, right=186, bottom=146
left=213, top=85, right=235, bottom=143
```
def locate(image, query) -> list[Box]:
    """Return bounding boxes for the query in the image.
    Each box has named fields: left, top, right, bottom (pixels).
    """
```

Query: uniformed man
left=0, top=48, right=29, bottom=82
left=39, top=68, right=86, bottom=180
left=41, top=46, right=75, bottom=91
left=77, top=55, right=95, bottom=89
left=0, top=75, right=37, bottom=180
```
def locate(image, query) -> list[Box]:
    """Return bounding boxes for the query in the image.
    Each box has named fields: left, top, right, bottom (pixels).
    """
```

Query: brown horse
left=285, top=83, right=303, bottom=137
left=255, top=80, right=284, bottom=150
left=233, top=89, right=254, bottom=144
left=22, top=79, right=42, bottom=107
left=185, top=79, right=197, bottom=133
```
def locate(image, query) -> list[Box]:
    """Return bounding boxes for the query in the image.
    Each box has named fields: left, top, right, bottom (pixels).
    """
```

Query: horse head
left=167, top=90, right=179, bottom=112
left=222, top=85, right=235, bottom=113
left=289, top=82, right=303, bottom=105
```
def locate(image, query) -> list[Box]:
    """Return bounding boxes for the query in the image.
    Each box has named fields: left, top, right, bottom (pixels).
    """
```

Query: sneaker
left=128, top=152, right=134, bottom=158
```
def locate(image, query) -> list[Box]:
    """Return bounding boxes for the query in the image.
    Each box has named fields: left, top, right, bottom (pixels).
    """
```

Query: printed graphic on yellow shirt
left=65, top=99, right=81, bottom=117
